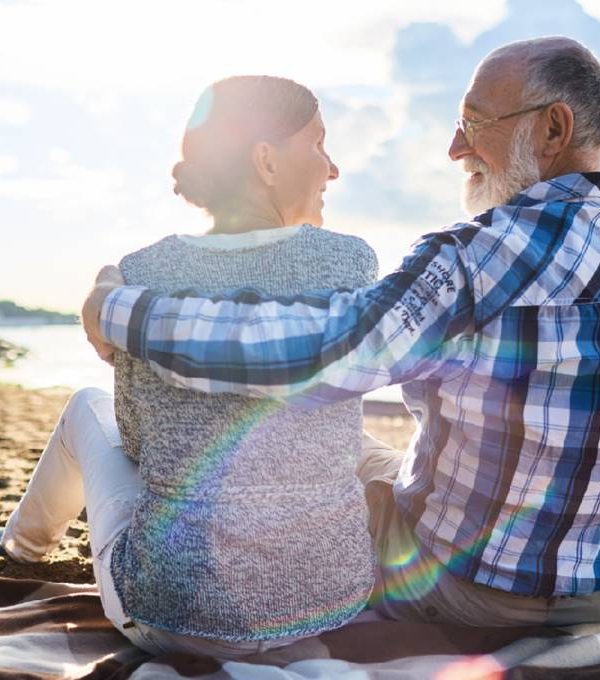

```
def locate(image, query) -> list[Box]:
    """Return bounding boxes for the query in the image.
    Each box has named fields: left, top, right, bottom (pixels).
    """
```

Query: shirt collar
left=506, top=171, right=600, bottom=207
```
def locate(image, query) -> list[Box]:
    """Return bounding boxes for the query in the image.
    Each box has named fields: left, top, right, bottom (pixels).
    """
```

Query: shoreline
left=0, top=338, right=28, bottom=365
left=0, top=384, right=414, bottom=584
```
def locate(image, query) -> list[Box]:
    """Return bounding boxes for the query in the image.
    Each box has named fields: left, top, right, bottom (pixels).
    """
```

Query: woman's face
left=271, top=111, right=339, bottom=227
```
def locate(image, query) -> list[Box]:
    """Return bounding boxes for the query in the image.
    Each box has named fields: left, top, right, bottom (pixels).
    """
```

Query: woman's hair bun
left=172, top=160, right=214, bottom=209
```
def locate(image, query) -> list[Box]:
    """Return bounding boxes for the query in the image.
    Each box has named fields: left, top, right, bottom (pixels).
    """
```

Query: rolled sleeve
left=100, top=286, right=148, bottom=353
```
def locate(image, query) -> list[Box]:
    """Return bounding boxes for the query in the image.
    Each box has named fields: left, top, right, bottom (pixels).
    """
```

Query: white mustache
left=462, top=160, right=488, bottom=175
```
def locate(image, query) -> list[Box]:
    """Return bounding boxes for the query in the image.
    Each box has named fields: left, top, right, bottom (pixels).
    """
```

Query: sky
left=2, top=0, right=600, bottom=312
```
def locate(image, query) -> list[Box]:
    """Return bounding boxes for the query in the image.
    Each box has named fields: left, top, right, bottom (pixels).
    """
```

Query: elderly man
left=85, top=37, right=600, bottom=626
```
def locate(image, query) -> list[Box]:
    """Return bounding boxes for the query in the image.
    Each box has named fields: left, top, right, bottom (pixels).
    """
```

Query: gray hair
left=518, top=38, right=600, bottom=150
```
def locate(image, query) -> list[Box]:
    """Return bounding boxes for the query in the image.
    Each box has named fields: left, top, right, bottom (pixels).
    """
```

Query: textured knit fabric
left=103, top=173, right=600, bottom=598
left=110, top=224, right=378, bottom=640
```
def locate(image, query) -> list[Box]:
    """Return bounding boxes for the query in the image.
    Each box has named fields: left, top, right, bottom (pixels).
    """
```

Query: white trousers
left=1, top=388, right=313, bottom=658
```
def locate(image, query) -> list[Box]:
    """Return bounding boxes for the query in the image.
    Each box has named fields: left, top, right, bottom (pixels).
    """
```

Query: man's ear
left=251, top=141, right=278, bottom=187
left=540, top=102, right=574, bottom=157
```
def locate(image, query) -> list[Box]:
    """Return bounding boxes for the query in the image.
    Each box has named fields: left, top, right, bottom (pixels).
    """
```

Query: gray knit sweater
left=111, top=225, right=378, bottom=640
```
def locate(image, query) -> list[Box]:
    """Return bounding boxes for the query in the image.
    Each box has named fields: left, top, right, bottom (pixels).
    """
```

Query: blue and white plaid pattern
left=102, top=173, right=600, bottom=596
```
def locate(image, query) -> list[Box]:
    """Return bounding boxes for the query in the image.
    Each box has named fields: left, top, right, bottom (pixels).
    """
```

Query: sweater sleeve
left=100, top=233, right=474, bottom=408
left=358, top=240, right=379, bottom=285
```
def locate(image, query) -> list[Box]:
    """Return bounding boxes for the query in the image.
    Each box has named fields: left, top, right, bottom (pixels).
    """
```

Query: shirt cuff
left=100, top=286, right=148, bottom=353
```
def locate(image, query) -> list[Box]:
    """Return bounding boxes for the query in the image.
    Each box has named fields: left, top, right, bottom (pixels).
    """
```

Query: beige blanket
left=3, top=576, right=600, bottom=679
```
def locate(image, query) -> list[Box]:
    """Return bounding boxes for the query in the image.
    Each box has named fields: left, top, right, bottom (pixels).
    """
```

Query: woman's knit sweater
left=110, top=224, right=378, bottom=640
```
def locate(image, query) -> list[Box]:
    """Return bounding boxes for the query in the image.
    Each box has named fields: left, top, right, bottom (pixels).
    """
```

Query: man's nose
left=448, top=127, right=471, bottom=161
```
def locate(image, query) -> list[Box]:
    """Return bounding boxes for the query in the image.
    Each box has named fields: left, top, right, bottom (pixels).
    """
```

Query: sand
left=0, top=383, right=414, bottom=584
left=0, top=384, right=93, bottom=582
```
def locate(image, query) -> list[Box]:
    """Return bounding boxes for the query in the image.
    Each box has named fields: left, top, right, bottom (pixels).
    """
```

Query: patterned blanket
left=2, top=577, right=600, bottom=679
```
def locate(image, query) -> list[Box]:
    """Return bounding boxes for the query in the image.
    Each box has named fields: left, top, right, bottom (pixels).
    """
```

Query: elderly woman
left=1, top=76, right=378, bottom=658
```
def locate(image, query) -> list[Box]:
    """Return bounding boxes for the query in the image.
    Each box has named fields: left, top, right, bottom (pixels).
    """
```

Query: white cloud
left=322, top=89, right=409, bottom=173
left=48, top=147, right=72, bottom=165
left=0, top=162, right=126, bottom=224
left=8, top=0, right=600, bottom=315
left=392, top=123, right=462, bottom=214
left=0, top=0, right=509, bottom=95
left=0, top=95, right=31, bottom=125
left=73, top=92, right=121, bottom=118
left=577, top=0, right=600, bottom=21
left=0, top=154, right=18, bottom=174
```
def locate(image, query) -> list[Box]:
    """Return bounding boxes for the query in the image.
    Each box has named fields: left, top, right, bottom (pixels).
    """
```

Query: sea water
left=0, top=325, right=114, bottom=392
left=0, top=324, right=402, bottom=403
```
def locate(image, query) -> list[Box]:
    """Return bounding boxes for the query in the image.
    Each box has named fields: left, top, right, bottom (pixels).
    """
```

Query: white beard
left=462, top=117, right=541, bottom=216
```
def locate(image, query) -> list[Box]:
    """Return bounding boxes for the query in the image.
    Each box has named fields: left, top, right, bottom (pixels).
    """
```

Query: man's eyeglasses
left=455, top=103, right=552, bottom=146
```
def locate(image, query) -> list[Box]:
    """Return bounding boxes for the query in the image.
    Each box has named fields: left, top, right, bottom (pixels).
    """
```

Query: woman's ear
left=251, top=142, right=278, bottom=187
left=539, top=102, right=574, bottom=157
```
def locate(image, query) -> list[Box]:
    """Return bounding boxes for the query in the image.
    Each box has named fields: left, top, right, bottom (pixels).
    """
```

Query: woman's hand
left=81, top=265, right=125, bottom=365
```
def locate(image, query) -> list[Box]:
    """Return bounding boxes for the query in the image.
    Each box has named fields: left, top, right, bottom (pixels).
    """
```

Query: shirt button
left=425, top=605, right=438, bottom=617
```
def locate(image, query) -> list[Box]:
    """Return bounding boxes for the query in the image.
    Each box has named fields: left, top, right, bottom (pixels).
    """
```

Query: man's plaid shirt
left=101, top=172, right=600, bottom=597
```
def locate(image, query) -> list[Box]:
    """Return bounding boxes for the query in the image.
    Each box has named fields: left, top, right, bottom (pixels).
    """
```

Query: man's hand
left=81, top=265, right=125, bottom=365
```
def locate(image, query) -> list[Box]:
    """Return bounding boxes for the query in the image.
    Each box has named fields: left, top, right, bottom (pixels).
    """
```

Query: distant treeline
left=0, top=300, right=78, bottom=324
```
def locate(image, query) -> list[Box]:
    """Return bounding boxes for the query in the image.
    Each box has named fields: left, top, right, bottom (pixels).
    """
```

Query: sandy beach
left=0, top=383, right=414, bottom=584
